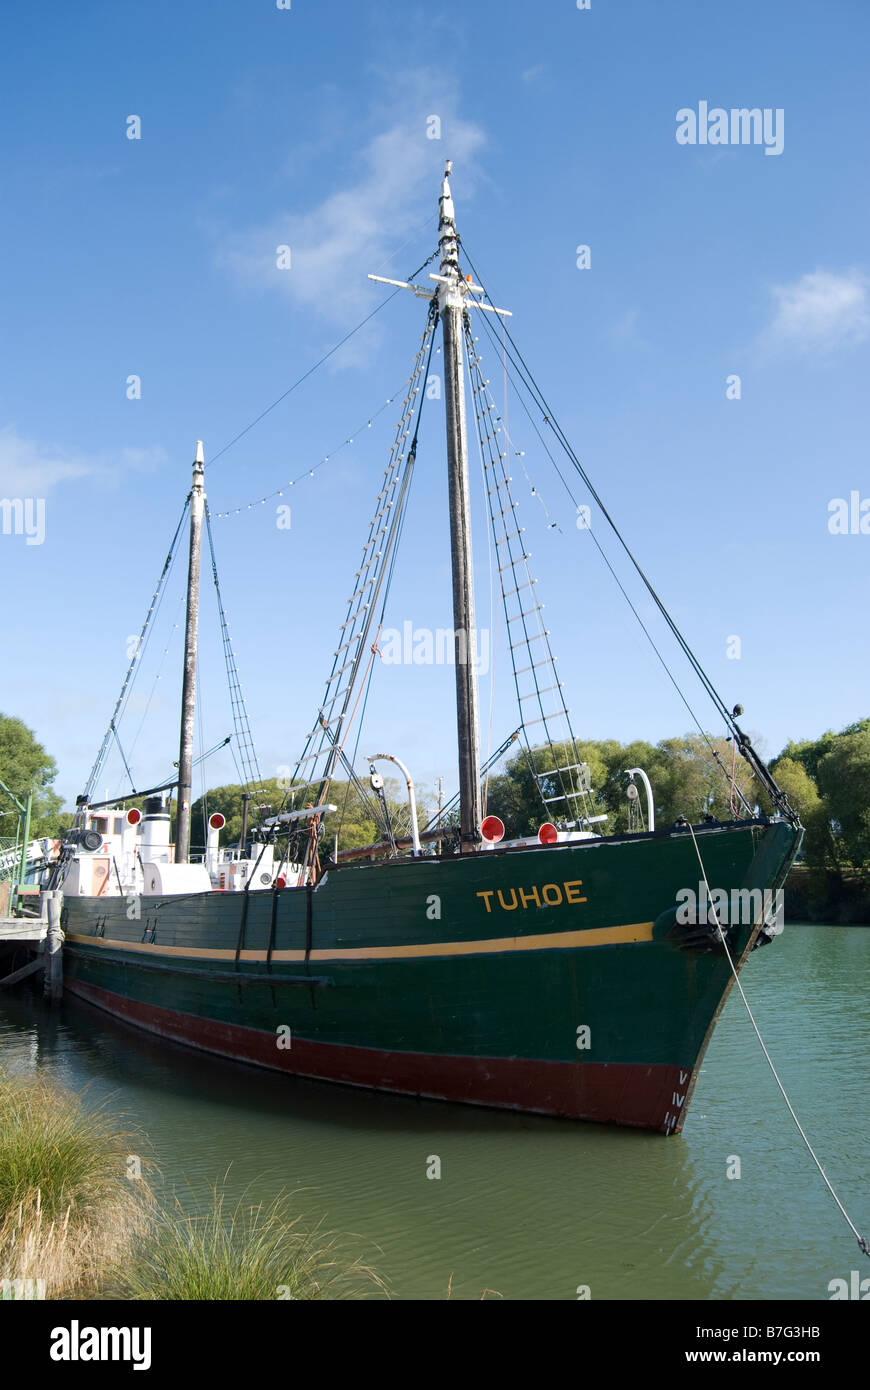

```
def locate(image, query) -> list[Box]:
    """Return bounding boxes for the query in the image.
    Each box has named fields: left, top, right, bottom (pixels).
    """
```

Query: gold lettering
left=518, top=885, right=541, bottom=909
left=541, top=883, right=563, bottom=907
left=476, top=890, right=495, bottom=913
left=497, top=888, right=518, bottom=911
left=564, top=880, right=587, bottom=904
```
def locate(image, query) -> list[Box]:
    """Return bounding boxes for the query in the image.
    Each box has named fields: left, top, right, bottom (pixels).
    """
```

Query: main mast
left=368, top=164, right=510, bottom=848
left=436, top=162, right=482, bottom=849
left=175, top=440, right=205, bottom=865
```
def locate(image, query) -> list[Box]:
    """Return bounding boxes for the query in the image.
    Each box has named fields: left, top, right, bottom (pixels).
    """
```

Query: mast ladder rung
left=319, top=684, right=350, bottom=713
left=348, top=564, right=378, bottom=592
left=330, top=657, right=357, bottom=680
left=542, top=791, right=589, bottom=804
left=538, top=762, right=589, bottom=778
left=360, top=525, right=388, bottom=553
left=518, top=683, right=563, bottom=700
left=509, top=630, right=549, bottom=651
left=503, top=580, right=537, bottom=600
left=522, top=710, right=571, bottom=728
left=513, top=656, right=550, bottom=676
left=506, top=602, right=543, bottom=621
left=497, top=527, right=525, bottom=545
left=294, top=748, right=326, bottom=770
left=347, top=575, right=376, bottom=603
left=493, top=503, right=519, bottom=521
left=499, top=554, right=532, bottom=576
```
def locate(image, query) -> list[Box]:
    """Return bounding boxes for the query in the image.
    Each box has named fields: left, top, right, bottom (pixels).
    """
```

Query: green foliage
left=765, top=757, right=830, bottom=867
left=483, top=719, right=869, bottom=873
left=485, top=733, right=758, bottom=838
left=771, top=719, right=870, bottom=872
left=777, top=718, right=870, bottom=783
left=189, top=778, right=288, bottom=853
left=816, top=730, right=870, bottom=868
left=190, top=775, right=430, bottom=856
left=0, top=713, right=64, bottom=838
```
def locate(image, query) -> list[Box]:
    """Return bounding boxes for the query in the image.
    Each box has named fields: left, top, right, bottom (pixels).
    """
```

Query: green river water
left=1, top=924, right=867, bottom=1301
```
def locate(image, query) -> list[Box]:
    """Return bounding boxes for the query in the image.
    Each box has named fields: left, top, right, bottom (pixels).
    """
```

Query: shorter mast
left=175, top=441, right=205, bottom=865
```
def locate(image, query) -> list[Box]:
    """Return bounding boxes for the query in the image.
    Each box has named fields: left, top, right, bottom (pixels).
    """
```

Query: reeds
left=113, top=1186, right=389, bottom=1301
left=0, top=1070, right=387, bottom=1299
left=0, top=1071, right=150, bottom=1298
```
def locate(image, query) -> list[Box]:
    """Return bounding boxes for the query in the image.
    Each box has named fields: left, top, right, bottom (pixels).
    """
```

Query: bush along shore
left=0, top=1071, right=387, bottom=1300
left=784, top=867, right=870, bottom=926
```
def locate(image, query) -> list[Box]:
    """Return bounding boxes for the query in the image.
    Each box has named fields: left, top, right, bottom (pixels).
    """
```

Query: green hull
left=61, top=818, right=800, bottom=1132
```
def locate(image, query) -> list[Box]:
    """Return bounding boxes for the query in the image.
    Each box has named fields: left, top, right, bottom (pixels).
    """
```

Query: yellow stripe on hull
left=65, top=919, right=654, bottom=964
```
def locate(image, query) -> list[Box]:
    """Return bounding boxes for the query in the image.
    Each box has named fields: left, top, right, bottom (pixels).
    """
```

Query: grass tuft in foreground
left=113, top=1186, right=389, bottom=1301
left=0, top=1071, right=150, bottom=1297
left=0, top=1071, right=386, bottom=1300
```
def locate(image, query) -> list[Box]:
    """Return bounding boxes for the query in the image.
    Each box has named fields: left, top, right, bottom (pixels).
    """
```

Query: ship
left=46, top=164, right=802, bottom=1134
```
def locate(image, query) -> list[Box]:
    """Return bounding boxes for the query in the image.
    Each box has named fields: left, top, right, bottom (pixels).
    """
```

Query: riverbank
left=0, top=1070, right=386, bottom=1300
left=785, top=866, right=870, bottom=925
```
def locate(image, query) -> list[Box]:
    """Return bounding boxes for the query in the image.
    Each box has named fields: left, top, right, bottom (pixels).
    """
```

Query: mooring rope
left=684, top=820, right=869, bottom=1257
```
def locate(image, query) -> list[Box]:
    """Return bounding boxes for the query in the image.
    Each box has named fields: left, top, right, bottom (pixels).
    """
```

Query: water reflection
left=1, top=926, right=866, bottom=1301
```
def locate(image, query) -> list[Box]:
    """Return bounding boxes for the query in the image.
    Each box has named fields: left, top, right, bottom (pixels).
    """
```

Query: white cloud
left=760, top=269, right=870, bottom=355
left=216, top=70, right=486, bottom=327
left=0, top=426, right=167, bottom=496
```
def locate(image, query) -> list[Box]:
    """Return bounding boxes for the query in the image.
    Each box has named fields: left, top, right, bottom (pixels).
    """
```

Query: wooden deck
left=0, top=917, right=47, bottom=943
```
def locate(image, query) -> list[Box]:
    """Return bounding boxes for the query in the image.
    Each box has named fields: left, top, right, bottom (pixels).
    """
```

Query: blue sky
left=1, top=0, right=868, bottom=813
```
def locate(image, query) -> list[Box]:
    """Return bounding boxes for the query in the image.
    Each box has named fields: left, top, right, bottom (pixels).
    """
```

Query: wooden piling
left=44, top=890, right=63, bottom=1002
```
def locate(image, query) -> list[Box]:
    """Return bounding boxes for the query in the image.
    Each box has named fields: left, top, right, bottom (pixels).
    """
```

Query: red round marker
left=480, top=815, right=505, bottom=843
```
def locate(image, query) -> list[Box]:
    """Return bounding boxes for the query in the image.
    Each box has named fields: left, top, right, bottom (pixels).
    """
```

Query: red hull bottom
left=67, top=980, right=692, bottom=1134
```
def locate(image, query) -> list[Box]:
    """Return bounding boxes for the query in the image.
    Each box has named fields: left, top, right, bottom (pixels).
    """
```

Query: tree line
left=1, top=712, right=867, bottom=873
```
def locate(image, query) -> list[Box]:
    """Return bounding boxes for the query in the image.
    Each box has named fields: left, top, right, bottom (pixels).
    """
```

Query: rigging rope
left=111, top=727, right=137, bottom=796
left=312, top=308, right=439, bottom=839
left=460, top=242, right=795, bottom=819
left=285, top=306, right=438, bottom=810
left=274, top=302, right=438, bottom=871
left=206, top=251, right=440, bottom=473
left=81, top=498, right=191, bottom=811
left=204, top=505, right=264, bottom=802
left=125, top=587, right=187, bottom=769
left=210, top=382, right=413, bottom=519
left=466, top=317, right=596, bottom=826
left=462, top=244, right=767, bottom=821
left=483, top=325, right=753, bottom=814
left=685, top=821, right=868, bottom=1258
